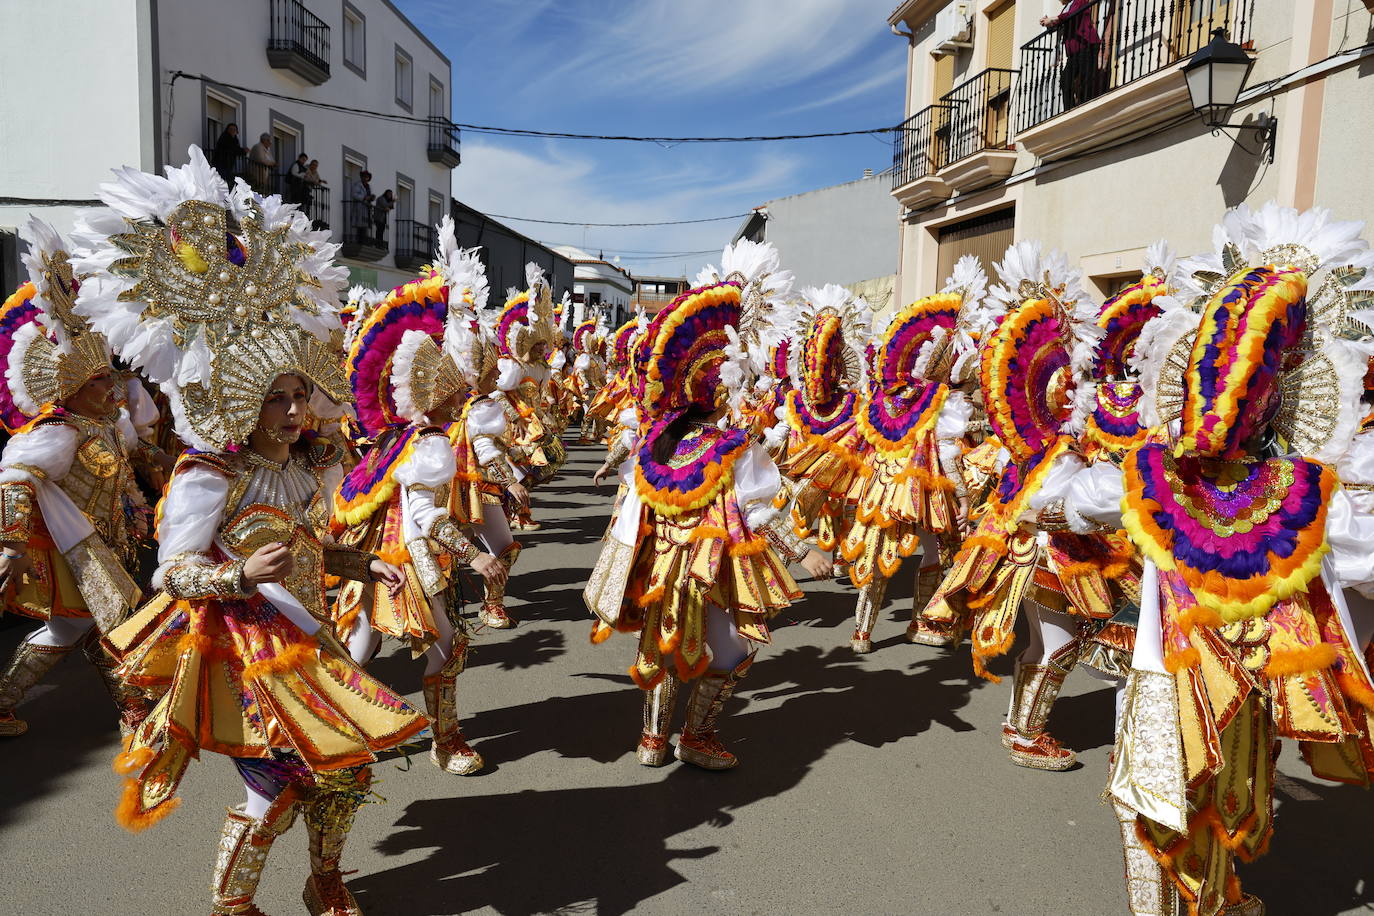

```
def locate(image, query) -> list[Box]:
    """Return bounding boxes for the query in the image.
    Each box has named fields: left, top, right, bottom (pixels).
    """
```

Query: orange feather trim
left=589, top=621, right=614, bottom=644
left=241, top=643, right=319, bottom=682
left=1264, top=643, right=1338, bottom=678
left=1164, top=646, right=1201, bottom=673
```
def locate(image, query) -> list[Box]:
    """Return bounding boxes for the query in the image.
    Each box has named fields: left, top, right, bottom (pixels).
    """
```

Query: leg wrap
left=211, top=787, right=301, bottom=915
left=82, top=629, right=149, bottom=737
left=675, top=655, right=753, bottom=770
left=302, top=768, right=370, bottom=916
left=480, top=541, right=522, bottom=629
left=851, top=578, right=888, bottom=653
left=1005, top=638, right=1080, bottom=771
left=0, top=639, right=76, bottom=736
left=637, top=676, right=678, bottom=767
left=421, top=633, right=483, bottom=775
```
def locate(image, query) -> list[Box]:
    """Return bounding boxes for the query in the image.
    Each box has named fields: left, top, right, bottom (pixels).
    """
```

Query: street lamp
left=1181, top=28, right=1277, bottom=162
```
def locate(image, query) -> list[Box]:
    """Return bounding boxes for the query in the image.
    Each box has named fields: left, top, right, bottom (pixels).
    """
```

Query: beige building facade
left=887, top=0, right=1374, bottom=305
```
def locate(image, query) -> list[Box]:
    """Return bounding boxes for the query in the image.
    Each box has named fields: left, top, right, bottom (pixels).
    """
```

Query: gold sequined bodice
left=56, top=414, right=134, bottom=550
left=219, top=449, right=330, bottom=619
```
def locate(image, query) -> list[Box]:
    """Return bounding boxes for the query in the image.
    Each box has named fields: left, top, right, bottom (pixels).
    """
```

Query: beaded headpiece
left=72, top=147, right=347, bottom=452
left=497, top=263, right=556, bottom=362
left=0, top=218, right=114, bottom=431
left=783, top=284, right=871, bottom=404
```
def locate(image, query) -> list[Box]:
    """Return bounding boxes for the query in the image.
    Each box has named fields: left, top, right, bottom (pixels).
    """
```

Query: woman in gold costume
left=78, top=149, right=426, bottom=916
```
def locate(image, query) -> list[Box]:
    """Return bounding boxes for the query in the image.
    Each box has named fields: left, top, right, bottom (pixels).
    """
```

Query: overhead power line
left=487, top=212, right=749, bottom=227
left=170, top=72, right=901, bottom=143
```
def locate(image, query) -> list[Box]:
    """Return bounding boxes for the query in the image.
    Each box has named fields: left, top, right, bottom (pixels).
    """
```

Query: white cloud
left=531, top=0, right=899, bottom=98
left=452, top=138, right=803, bottom=277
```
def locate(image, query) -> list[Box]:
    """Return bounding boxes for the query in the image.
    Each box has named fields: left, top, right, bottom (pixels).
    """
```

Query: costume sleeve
left=1024, top=451, right=1085, bottom=527
left=396, top=430, right=480, bottom=564
left=125, top=378, right=161, bottom=440
left=496, top=358, right=523, bottom=393
left=1337, top=431, right=1374, bottom=516
left=155, top=463, right=252, bottom=598
left=0, top=423, right=80, bottom=543
left=1063, top=461, right=1126, bottom=533
left=469, top=399, right=522, bottom=483
left=734, top=443, right=784, bottom=532
left=936, top=390, right=973, bottom=490
left=1326, top=485, right=1374, bottom=598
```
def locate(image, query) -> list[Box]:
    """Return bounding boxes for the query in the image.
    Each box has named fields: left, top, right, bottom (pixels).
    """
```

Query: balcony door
left=205, top=92, right=241, bottom=150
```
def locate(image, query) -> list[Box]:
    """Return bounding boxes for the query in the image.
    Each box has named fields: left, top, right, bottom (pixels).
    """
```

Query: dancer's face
left=64, top=370, right=118, bottom=419
left=256, top=374, right=308, bottom=445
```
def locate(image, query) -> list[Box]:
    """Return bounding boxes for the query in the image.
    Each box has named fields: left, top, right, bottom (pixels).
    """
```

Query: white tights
left=26, top=616, right=95, bottom=648
left=1017, top=602, right=1125, bottom=723
left=705, top=603, right=755, bottom=672
left=475, top=503, right=514, bottom=554
left=915, top=528, right=941, bottom=570
left=346, top=599, right=456, bottom=676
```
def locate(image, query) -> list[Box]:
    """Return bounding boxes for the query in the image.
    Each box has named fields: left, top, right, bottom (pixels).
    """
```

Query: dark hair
left=649, top=406, right=710, bottom=465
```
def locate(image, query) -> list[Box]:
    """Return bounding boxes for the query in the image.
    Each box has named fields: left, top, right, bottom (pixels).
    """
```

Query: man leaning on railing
left=1042, top=0, right=1110, bottom=111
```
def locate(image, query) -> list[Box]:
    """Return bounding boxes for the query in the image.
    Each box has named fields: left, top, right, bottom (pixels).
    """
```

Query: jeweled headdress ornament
left=782, top=284, right=872, bottom=404
left=641, top=240, right=792, bottom=416
left=983, top=241, right=1100, bottom=464
left=1134, top=202, right=1374, bottom=463
left=0, top=217, right=114, bottom=431
left=72, top=147, right=348, bottom=452
left=497, top=263, right=556, bottom=362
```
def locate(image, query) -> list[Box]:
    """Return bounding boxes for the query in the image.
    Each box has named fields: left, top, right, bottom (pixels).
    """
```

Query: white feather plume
left=391, top=329, right=433, bottom=424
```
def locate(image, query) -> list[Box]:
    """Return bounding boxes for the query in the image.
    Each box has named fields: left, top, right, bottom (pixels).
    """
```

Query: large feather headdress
left=71, top=146, right=348, bottom=452
left=1134, top=202, right=1374, bottom=462
left=0, top=218, right=115, bottom=432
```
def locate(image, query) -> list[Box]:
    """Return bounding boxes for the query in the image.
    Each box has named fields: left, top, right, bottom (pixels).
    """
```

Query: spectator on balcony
left=349, top=170, right=375, bottom=243
left=286, top=153, right=310, bottom=206
left=210, top=124, right=247, bottom=185
left=1042, top=0, right=1109, bottom=111
left=372, top=189, right=395, bottom=246
left=248, top=133, right=276, bottom=194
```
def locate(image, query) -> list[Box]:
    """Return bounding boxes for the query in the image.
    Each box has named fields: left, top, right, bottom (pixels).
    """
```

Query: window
left=395, top=176, right=414, bottom=222
left=429, top=77, right=445, bottom=118
left=342, top=3, right=365, bottom=76
left=428, top=192, right=444, bottom=229
left=395, top=46, right=413, bottom=111
left=204, top=90, right=241, bottom=148
left=936, top=207, right=1015, bottom=281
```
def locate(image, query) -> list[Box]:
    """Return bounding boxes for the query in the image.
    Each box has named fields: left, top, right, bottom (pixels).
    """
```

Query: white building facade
left=552, top=246, right=636, bottom=327
left=0, top=0, right=458, bottom=293
left=887, top=0, right=1373, bottom=305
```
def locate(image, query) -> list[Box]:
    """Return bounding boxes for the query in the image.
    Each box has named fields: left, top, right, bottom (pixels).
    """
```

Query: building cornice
left=888, top=0, right=947, bottom=30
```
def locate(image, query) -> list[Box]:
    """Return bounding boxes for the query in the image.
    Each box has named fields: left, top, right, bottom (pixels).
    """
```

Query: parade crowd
left=2, top=145, right=1373, bottom=916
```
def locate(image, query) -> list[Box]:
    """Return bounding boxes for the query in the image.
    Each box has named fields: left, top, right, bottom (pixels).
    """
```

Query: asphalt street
left=2, top=439, right=1372, bottom=915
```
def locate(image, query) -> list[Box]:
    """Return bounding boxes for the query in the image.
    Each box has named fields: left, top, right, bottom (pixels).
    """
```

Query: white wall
left=157, top=0, right=455, bottom=289
left=0, top=0, right=156, bottom=242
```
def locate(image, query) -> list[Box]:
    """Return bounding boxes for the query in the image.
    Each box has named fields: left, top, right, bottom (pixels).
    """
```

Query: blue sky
left=402, top=0, right=906, bottom=280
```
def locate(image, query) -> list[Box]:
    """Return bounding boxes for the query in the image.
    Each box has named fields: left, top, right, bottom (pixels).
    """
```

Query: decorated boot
left=0, top=639, right=76, bottom=737
left=210, top=790, right=299, bottom=916
left=479, top=541, right=522, bottom=629
left=1004, top=648, right=1078, bottom=771
left=421, top=637, right=483, bottom=775
left=302, top=771, right=369, bottom=916
left=637, top=675, right=678, bottom=766
left=675, top=656, right=753, bottom=770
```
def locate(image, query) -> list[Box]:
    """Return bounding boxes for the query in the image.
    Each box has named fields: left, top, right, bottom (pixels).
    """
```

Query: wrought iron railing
left=427, top=117, right=462, bottom=162
left=1016, top=0, right=1254, bottom=132
left=268, top=0, right=331, bottom=77
left=269, top=172, right=331, bottom=230
left=394, top=219, right=433, bottom=265
left=891, top=103, right=951, bottom=188
left=942, top=68, right=1017, bottom=165
left=342, top=199, right=388, bottom=251
left=892, top=68, right=1018, bottom=189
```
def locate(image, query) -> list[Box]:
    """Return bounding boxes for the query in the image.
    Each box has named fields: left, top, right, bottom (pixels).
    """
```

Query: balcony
left=891, top=67, right=1018, bottom=208
left=267, top=0, right=331, bottom=85
left=341, top=199, right=388, bottom=262
left=891, top=103, right=954, bottom=208
left=394, top=219, right=434, bottom=272
left=938, top=67, right=1017, bottom=193
left=1014, top=0, right=1254, bottom=158
left=427, top=117, right=462, bottom=169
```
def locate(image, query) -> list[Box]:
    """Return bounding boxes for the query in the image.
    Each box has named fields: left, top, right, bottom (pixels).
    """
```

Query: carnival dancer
left=841, top=257, right=990, bottom=653
left=583, top=313, right=641, bottom=440
left=772, top=285, right=872, bottom=607
left=573, top=316, right=610, bottom=443
left=495, top=265, right=565, bottom=530
left=82, top=149, right=428, bottom=916
left=1067, top=203, right=1374, bottom=916
left=584, top=240, right=831, bottom=769
left=0, top=217, right=149, bottom=737
left=916, top=242, right=1132, bottom=771
left=332, top=224, right=514, bottom=775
